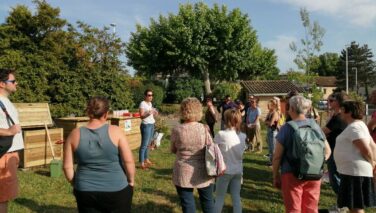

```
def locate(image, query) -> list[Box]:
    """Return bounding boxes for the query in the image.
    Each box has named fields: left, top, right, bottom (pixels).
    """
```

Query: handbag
left=204, top=125, right=226, bottom=177
left=0, top=101, right=15, bottom=158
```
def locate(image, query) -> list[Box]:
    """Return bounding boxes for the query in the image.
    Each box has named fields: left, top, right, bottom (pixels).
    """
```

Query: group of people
left=1, top=65, right=376, bottom=213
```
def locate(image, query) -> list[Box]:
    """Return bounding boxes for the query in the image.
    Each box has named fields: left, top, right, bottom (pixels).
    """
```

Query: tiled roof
left=240, top=80, right=304, bottom=96
left=315, top=76, right=337, bottom=87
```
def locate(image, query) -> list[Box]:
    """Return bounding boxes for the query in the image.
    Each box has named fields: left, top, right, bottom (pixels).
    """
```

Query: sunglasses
left=4, top=80, right=16, bottom=84
left=146, top=94, right=153, bottom=97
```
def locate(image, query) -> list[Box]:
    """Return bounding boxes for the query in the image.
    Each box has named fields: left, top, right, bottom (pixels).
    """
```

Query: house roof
left=240, top=80, right=304, bottom=96
left=315, top=76, right=337, bottom=87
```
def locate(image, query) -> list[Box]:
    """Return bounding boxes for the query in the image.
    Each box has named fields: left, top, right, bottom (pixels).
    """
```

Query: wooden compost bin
left=111, top=117, right=141, bottom=150
left=14, top=103, right=63, bottom=168
left=55, top=116, right=141, bottom=150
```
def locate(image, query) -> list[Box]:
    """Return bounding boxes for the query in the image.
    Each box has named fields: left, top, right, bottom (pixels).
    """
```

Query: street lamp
left=345, top=45, right=349, bottom=94
left=110, top=23, right=116, bottom=33
left=352, top=67, right=358, bottom=94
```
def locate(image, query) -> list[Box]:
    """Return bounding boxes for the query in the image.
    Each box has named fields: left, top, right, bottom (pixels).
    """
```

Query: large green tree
left=290, top=8, right=325, bottom=74
left=0, top=1, right=134, bottom=117
left=310, top=52, right=340, bottom=76
left=336, top=41, right=376, bottom=97
left=126, top=3, right=278, bottom=95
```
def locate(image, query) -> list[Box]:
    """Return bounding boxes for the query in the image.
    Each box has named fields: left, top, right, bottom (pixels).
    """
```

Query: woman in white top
left=334, top=100, right=376, bottom=212
left=214, top=108, right=246, bottom=213
left=138, top=89, right=158, bottom=170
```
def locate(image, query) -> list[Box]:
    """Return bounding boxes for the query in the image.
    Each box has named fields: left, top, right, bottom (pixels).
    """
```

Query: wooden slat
left=111, top=117, right=141, bottom=135
left=14, top=103, right=53, bottom=128
left=23, top=128, right=63, bottom=149
left=127, top=133, right=141, bottom=150
left=21, top=144, right=63, bottom=168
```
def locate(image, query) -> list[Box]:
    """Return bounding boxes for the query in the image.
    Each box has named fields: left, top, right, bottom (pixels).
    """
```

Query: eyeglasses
left=4, top=80, right=16, bottom=84
left=146, top=94, right=153, bottom=97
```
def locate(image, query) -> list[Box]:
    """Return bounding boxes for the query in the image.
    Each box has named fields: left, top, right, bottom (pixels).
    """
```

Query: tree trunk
left=203, top=70, right=212, bottom=95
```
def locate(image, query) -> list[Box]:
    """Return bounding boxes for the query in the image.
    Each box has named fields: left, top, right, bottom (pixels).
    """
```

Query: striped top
left=0, top=96, right=24, bottom=152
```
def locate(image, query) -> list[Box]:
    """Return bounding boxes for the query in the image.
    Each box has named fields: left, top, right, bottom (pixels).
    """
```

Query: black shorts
left=74, top=185, right=133, bottom=213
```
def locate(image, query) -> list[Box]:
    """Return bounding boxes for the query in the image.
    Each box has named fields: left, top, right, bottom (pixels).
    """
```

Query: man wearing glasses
left=0, top=68, right=23, bottom=213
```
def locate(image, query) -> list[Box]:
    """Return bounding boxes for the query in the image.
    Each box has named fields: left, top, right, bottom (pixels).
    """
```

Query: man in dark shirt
left=217, top=95, right=238, bottom=130
left=322, top=91, right=348, bottom=194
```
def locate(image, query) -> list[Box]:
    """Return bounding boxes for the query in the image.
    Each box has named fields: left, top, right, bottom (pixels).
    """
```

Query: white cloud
left=274, top=0, right=376, bottom=27
left=264, top=35, right=297, bottom=72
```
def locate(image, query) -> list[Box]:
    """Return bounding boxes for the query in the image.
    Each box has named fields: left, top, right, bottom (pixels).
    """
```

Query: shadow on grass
left=150, top=167, right=173, bottom=179
left=133, top=201, right=175, bottom=213
left=14, top=198, right=76, bottom=213
left=34, top=170, right=50, bottom=177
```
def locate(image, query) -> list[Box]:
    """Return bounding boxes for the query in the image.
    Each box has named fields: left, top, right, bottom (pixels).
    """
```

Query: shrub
left=167, top=78, right=203, bottom=103
left=129, top=79, right=165, bottom=108
left=212, top=82, right=242, bottom=101
left=158, top=104, right=180, bottom=116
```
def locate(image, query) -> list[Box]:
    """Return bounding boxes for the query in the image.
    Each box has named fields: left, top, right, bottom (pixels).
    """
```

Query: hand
left=128, top=182, right=134, bottom=187
left=273, top=175, right=281, bottom=189
left=8, top=124, right=21, bottom=135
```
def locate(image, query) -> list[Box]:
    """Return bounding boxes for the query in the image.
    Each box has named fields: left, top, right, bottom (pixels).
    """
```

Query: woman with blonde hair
left=265, top=98, right=279, bottom=166
left=171, top=97, right=215, bottom=213
left=214, top=109, right=246, bottom=213
left=63, top=97, right=135, bottom=213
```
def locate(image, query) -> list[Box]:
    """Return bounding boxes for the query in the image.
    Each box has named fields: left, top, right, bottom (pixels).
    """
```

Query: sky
left=1, top=0, right=375, bottom=75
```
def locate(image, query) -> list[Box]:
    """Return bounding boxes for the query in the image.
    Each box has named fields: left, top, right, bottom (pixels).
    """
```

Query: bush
left=212, top=82, right=242, bottom=101
left=158, top=104, right=180, bottom=116
left=166, top=78, right=203, bottom=103
left=129, top=79, right=165, bottom=108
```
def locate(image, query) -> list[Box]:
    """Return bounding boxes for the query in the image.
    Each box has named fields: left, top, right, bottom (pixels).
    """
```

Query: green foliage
left=126, top=2, right=278, bottom=94
left=212, top=82, right=242, bottom=101
left=129, top=79, right=164, bottom=108
left=158, top=104, right=180, bottom=116
left=154, top=116, right=169, bottom=135
left=287, top=71, right=323, bottom=105
left=167, top=78, right=203, bottom=103
left=336, top=41, right=376, bottom=97
left=0, top=1, right=134, bottom=117
left=311, top=52, right=340, bottom=76
left=289, top=8, right=325, bottom=74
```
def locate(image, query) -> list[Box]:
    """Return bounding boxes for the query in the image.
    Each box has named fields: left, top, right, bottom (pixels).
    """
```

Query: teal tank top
left=74, top=124, right=128, bottom=191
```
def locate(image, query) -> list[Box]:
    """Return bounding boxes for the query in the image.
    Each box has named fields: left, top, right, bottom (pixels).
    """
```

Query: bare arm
left=353, top=138, right=373, bottom=165
left=272, top=141, right=284, bottom=189
left=322, top=127, right=331, bottom=136
left=368, top=119, right=376, bottom=135
left=63, top=128, right=79, bottom=184
left=324, top=140, right=331, bottom=160
left=117, top=127, right=136, bottom=187
left=0, top=124, right=21, bottom=136
left=170, top=129, right=177, bottom=154
left=139, top=107, right=151, bottom=119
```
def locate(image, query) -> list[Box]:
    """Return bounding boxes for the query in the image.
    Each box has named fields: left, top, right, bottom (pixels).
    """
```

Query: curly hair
left=180, top=97, right=203, bottom=122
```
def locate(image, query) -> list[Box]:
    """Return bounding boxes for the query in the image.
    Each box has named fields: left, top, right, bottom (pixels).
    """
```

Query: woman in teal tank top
left=63, top=97, right=135, bottom=213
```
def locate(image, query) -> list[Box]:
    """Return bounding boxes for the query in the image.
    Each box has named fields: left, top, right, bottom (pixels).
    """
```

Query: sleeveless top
left=266, top=111, right=278, bottom=130
left=74, top=124, right=128, bottom=192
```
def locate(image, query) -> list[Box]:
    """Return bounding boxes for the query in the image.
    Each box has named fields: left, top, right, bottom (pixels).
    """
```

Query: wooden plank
left=14, top=103, right=53, bottom=128
left=127, top=133, right=141, bottom=150
left=111, top=117, right=141, bottom=135
left=23, top=128, right=63, bottom=149
left=21, top=144, right=63, bottom=168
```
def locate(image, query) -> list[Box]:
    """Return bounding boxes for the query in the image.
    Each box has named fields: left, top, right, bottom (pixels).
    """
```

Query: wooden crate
left=111, top=117, right=141, bottom=135
left=14, top=103, right=53, bottom=129
left=20, top=128, right=63, bottom=168
left=54, top=117, right=90, bottom=140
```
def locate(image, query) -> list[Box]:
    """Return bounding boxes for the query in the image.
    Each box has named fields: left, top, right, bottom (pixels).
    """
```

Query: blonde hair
left=224, top=108, right=242, bottom=132
left=180, top=97, right=203, bottom=122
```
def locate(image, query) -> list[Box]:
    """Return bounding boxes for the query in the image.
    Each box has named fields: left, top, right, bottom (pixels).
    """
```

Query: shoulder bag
left=0, top=101, right=16, bottom=158
left=204, top=125, right=226, bottom=177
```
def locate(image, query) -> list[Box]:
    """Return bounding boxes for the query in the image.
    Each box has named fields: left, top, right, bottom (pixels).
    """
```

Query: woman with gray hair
left=171, top=97, right=215, bottom=213
left=272, top=95, right=331, bottom=212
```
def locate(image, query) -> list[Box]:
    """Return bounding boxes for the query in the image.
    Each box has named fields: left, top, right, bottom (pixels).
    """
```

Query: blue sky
left=1, top=0, right=375, bottom=75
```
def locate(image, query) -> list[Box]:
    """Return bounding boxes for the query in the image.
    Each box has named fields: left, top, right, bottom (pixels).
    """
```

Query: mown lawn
left=9, top=121, right=376, bottom=213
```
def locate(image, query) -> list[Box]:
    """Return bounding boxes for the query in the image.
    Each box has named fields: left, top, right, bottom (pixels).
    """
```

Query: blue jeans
left=139, top=123, right=154, bottom=163
left=267, top=128, right=277, bottom=162
left=176, top=185, right=214, bottom=213
left=215, top=174, right=242, bottom=213
left=327, top=155, right=340, bottom=194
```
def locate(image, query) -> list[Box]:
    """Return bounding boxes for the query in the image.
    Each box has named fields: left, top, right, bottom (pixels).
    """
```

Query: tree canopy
left=336, top=41, right=376, bottom=97
left=0, top=1, right=134, bottom=117
left=126, top=2, right=279, bottom=95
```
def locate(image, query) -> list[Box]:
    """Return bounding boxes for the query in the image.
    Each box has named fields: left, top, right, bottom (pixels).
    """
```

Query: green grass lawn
left=9, top=123, right=376, bottom=212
